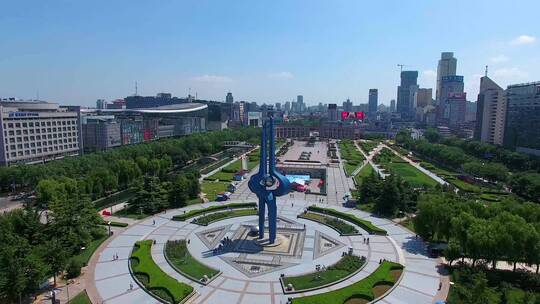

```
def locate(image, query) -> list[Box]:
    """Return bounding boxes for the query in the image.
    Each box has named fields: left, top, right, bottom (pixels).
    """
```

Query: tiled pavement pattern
left=92, top=199, right=446, bottom=304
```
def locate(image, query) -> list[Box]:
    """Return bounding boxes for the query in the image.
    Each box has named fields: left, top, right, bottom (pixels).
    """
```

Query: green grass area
left=165, top=240, right=219, bottom=281
left=338, top=140, right=365, bottom=176
left=400, top=218, right=416, bottom=233
left=383, top=162, right=438, bottom=188
left=131, top=240, right=194, bottom=304
left=72, top=231, right=108, bottom=266
left=69, top=290, right=91, bottom=304
left=356, top=203, right=375, bottom=213
left=194, top=209, right=257, bottom=226
left=359, top=140, right=379, bottom=154
left=93, top=188, right=137, bottom=209
left=113, top=207, right=150, bottom=220
left=200, top=157, right=232, bottom=174
left=201, top=181, right=230, bottom=200
left=353, top=163, right=374, bottom=186
left=283, top=255, right=365, bottom=291
left=308, top=206, right=386, bottom=235
left=172, top=202, right=257, bottom=221
left=291, top=261, right=403, bottom=304
left=205, top=149, right=260, bottom=182
left=299, top=212, right=358, bottom=235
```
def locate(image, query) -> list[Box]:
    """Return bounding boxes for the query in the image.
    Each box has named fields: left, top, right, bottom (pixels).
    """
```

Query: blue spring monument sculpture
left=248, top=113, right=291, bottom=244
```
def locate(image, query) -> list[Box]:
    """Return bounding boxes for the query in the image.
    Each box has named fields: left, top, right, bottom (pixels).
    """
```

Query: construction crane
left=397, top=64, right=410, bottom=72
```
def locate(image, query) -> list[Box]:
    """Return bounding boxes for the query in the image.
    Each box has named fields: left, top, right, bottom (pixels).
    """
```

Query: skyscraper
left=436, top=52, right=457, bottom=102
left=226, top=92, right=234, bottom=104
left=396, top=71, right=419, bottom=119
left=297, top=95, right=304, bottom=112
left=475, top=76, right=506, bottom=145
left=328, top=104, right=338, bottom=121
left=390, top=99, right=396, bottom=112
left=368, top=89, right=378, bottom=115
left=438, top=75, right=464, bottom=123
left=503, top=81, right=540, bottom=155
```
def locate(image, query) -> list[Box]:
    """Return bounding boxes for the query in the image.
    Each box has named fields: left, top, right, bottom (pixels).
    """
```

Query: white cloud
left=191, top=74, right=232, bottom=83
left=490, top=55, right=509, bottom=63
left=511, top=35, right=536, bottom=45
left=268, top=71, right=294, bottom=79
left=493, top=67, right=528, bottom=78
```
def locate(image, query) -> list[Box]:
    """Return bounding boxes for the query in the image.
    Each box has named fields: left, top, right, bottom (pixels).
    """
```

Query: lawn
left=283, top=255, right=365, bottom=291
left=72, top=231, right=109, bottom=266
left=338, top=140, right=365, bottom=176
left=291, top=261, right=403, bottom=304
left=69, top=290, right=91, bottom=304
left=165, top=240, right=219, bottom=281
left=384, top=162, right=438, bottom=187
left=194, top=209, right=257, bottom=226
left=299, top=212, right=358, bottom=235
left=131, top=240, right=194, bottom=304
left=353, top=163, right=374, bottom=186
left=113, top=207, right=150, bottom=220
left=172, top=202, right=257, bottom=221
left=359, top=140, right=379, bottom=154
left=205, top=149, right=259, bottom=182
left=201, top=180, right=230, bottom=200
left=308, top=206, right=386, bottom=235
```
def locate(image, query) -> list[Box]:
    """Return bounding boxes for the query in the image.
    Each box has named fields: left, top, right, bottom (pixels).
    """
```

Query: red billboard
left=341, top=111, right=364, bottom=120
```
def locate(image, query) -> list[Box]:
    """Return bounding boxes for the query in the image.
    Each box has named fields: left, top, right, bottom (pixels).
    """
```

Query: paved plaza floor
left=88, top=140, right=447, bottom=304
left=90, top=201, right=446, bottom=304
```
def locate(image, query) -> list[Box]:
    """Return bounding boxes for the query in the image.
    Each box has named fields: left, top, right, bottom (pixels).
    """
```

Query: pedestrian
left=438, top=281, right=442, bottom=290
left=152, top=219, right=155, bottom=225
left=367, top=238, right=370, bottom=245
left=129, top=282, right=133, bottom=290
left=188, top=239, right=190, bottom=244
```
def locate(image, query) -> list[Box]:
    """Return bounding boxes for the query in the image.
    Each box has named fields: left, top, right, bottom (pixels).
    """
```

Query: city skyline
left=1, top=0, right=539, bottom=106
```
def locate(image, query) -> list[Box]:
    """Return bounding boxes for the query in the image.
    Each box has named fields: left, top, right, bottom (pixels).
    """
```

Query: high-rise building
left=343, top=98, right=353, bottom=112
left=436, top=52, right=457, bottom=102
left=415, top=88, right=432, bottom=108
left=390, top=99, right=396, bottom=112
left=275, top=102, right=282, bottom=111
left=396, top=71, right=419, bottom=119
left=327, top=104, right=338, bottom=121
left=438, top=75, right=464, bottom=123
left=96, top=99, right=107, bottom=109
left=0, top=100, right=81, bottom=166
left=82, top=116, right=121, bottom=151
left=447, top=92, right=467, bottom=126
left=503, top=81, right=540, bottom=155
left=284, top=101, right=291, bottom=112
left=226, top=92, right=234, bottom=104
left=475, top=76, right=506, bottom=145
left=296, top=95, right=304, bottom=112
left=368, top=89, right=378, bottom=115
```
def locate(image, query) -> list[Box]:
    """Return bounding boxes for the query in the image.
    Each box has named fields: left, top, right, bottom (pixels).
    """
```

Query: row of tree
left=0, top=127, right=260, bottom=194
left=423, top=128, right=540, bottom=172
left=414, top=193, right=540, bottom=272
left=398, top=130, right=540, bottom=200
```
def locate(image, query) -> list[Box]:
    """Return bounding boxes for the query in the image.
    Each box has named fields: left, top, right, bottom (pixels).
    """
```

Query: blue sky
left=1, top=0, right=539, bottom=106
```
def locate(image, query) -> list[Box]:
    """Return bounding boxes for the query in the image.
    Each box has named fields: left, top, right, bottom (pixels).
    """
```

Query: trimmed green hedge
left=172, top=202, right=257, bottom=221
left=100, top=219, right=129, bottom=227
left=308, top=206, right=387, bottom=235
left=194, top=209, right=257, bottom=226
left=131, top=240, right=193, bottom=304
left=299, top=212, right=358, bottom=235
left=291, top=261, right=403, bottom=304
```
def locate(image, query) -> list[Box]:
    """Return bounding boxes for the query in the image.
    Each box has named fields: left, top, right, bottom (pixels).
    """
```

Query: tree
left=374, top=175, right=400, bottom=216
left=424, top=128, right=440, bottom=143
left=444, top=241, right=461, bottom=266
left=169, top=175, right=189, bottom=208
